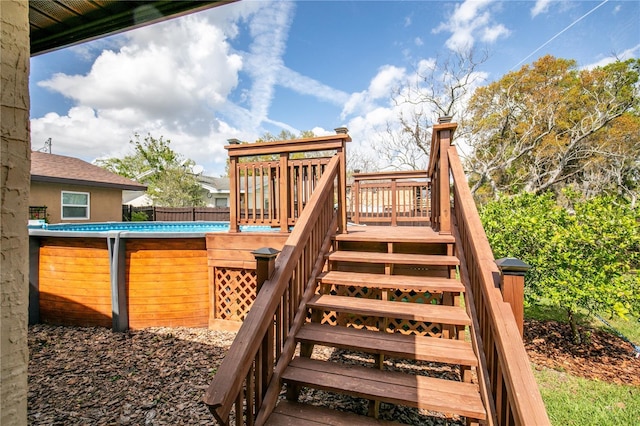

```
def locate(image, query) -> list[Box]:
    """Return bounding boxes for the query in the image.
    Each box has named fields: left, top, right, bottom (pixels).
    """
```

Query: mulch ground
left=28, top=320, right=640, bottom=425
left=524, top=319, right=640, bottom=386
left=28, top=325, right=236, bottom=425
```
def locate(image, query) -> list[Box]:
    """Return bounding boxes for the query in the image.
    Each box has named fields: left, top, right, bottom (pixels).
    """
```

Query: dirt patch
left=524, top=319, right=640, bottom=386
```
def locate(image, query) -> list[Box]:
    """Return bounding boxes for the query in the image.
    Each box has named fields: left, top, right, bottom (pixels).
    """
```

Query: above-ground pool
left=29, top=221, right=289, bottom=331
left=29, top=220, right=275, bottom=236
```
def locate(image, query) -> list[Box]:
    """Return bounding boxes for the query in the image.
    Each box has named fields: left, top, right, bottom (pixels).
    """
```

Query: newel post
left=434, top=117, right=456, bottom=235
left=252, top=247, right=280, bottom=292
left=496, top=257, right=531, bottom=338
left=335, top=127, right=349, bottom=234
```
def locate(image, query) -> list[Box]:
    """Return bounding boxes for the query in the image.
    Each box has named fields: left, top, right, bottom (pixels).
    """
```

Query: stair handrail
left=447, top=144, right=551, bottom=425
left=204, top=154, right=341, bottom=424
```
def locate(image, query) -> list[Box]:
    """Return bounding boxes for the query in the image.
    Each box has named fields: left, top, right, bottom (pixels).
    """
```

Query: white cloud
left=341, top=65, right=406, bottom=120
left=433, top=0, right=509, bottom=52
left=583, top=44, right=640, bottom=69
left=242, top=1, right=295, bottom=127
left=482, top=24, right=510, bottom=43
left=31, top=1, right=298, bottom=177
left=277, top=67, right=350, bottom=106
left=414, top=37, right=424, bottom=47
left=531, top=0, right=552, bottom=18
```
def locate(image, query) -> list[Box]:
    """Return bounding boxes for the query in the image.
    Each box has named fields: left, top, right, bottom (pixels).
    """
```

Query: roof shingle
left=31, top=151, right=147, bottom=191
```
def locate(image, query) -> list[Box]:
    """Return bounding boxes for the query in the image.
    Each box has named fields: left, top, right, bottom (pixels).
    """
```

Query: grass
left=533, top=368, right=640, bottom=426
left=525, top=300, right=640, bottom=425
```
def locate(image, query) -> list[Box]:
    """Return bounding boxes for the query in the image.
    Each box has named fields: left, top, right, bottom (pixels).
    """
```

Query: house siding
left=30, top=182, right=124, bottom=223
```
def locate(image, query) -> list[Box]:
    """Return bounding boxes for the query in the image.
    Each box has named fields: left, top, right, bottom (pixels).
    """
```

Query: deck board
left=267, top=401, right=407, bottom=425
left=282, top=357, right=486, bottom=420
left=297, top=323, right=477, bottom=366
left=327, top=251, right=459, bottom=266
left=338, top=226, right=455, bottom=244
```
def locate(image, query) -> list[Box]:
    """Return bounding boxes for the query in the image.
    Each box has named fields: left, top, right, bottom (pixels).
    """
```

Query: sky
left=30, top=0, right=640, bottom=177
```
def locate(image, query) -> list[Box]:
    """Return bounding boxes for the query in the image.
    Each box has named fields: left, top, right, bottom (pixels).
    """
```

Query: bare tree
left=373, top=49, right=489, bottom=170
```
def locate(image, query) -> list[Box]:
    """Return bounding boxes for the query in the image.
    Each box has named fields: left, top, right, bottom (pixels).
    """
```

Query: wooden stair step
left=266, top=400, right=408, bottom=425
left=282, top=357, right=486, bottom=420
left=318, top=271, right=464, bottom=293
left=337, top=226, right=456, bottom=244
left=328, top=251, right=460, bottom=266
left=297, top=322, right=478, bottom=366
left=307, top=295, right=471, bottom=326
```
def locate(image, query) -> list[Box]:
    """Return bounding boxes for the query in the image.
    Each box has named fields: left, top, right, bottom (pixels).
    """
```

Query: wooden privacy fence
left=430, top=121, right=550, bottom=425
left=226, top=130, right=350, bottom=233
left=348, top=170, right=430, bottom=226
left=204, top=155, right=341, bottom=424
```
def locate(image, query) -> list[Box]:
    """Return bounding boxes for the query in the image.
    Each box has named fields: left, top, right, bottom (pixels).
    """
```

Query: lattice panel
left=387, top=318, right=442, bottom=336
left=388, top=289, right=441, bottom=305
left=215, top=267, right=257, bottom=321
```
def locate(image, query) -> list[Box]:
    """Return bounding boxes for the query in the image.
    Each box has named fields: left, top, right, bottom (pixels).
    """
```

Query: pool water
left=29, top=221, right=276, bottom=233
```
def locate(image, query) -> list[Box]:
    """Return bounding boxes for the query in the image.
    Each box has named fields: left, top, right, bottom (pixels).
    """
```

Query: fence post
left=252, top=247, right=280, bottom=292
left=496, top=257, right=531, bottom=338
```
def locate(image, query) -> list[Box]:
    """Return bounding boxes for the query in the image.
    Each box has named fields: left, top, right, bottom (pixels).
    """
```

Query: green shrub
left=481, top=192, right=640, bottom=343
left=131, top=211, right=149, bottom=221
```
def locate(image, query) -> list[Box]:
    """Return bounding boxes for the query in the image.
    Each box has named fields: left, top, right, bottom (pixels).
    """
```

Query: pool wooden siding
left=38, top=238, right=112, bottom=327
left=32, top=232, right=291, bottom=330
left=126, top=239, right=210, bottom=329
left=206, top=232, right=289, bottom=330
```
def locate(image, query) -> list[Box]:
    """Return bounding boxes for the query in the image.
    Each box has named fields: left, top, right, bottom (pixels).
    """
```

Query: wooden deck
left=340, top=225, right=455, bottom=243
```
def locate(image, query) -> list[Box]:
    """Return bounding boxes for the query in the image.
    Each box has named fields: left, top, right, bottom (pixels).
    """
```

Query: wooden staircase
left=266, top=226, right=487, bottom=425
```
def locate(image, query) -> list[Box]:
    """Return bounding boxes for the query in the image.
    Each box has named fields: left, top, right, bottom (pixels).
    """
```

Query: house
left=121, top=174, right=232, bottom=208
left=30, top=151, right=147, bottom=223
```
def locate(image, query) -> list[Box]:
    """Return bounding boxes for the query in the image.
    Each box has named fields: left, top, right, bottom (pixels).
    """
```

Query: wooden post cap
left=251, top=247, right=280, bottom=259
left=495, top=257, right=531, bottom=276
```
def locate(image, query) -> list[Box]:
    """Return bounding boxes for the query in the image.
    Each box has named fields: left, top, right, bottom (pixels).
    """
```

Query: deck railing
left=431, top=122, right=550, bottom=425
left=226, top=131, right=350, bottom=233
left=348, top=171, right=430, bottom=226
left=204, top=154, right=341, bottom=425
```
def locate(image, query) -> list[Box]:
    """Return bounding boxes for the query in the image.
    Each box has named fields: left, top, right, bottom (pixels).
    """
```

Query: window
left=61, top=191, right=90, bottom=220
left=214, top=197, right=227, bottom=208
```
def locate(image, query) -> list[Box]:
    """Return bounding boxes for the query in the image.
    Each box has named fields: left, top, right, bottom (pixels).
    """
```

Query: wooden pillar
left=334, top=127, right=349, bottom=234
left=252, top=247, right=279, bottom=394
left=436, top=126, right=451, bottom=234
left=496, top=257, right=531, bottom=338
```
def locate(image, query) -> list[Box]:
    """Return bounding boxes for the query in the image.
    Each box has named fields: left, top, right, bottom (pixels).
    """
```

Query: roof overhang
left=30, top=1, right=235, bottom=56
left=31, top=174, right=147, bottom=192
